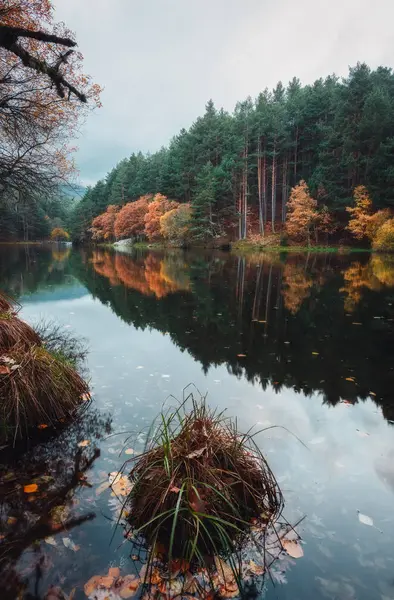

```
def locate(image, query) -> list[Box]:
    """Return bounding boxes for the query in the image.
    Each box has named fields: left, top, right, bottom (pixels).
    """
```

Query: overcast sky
left=54, top=0, right=394, bottom=187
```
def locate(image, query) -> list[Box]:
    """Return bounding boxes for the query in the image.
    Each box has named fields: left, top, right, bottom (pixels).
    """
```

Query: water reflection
left=0, top=408, right=112, bottom=599
left=70, top=248, right=394, bottom=423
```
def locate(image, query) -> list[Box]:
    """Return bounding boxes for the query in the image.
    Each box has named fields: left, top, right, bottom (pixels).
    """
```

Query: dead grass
left=0, top=313, right=41, bottom=350
left=0, top=344, right=90, bottom=438
left=125, top=395, right=283, bottom=568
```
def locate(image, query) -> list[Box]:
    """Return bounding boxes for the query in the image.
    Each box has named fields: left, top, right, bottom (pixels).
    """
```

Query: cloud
left=54, top=0, right=394, bottom=185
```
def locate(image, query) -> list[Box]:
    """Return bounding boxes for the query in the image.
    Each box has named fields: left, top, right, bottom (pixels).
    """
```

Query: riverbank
left=99, top=239, right=372, bottom=254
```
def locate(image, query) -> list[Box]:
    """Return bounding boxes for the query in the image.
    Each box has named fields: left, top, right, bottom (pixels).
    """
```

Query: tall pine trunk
left=271, top=139, right=277, bottom=233
left=282, top=155, right=288, bottom=223
left=257, top=136, right=264, bottom=235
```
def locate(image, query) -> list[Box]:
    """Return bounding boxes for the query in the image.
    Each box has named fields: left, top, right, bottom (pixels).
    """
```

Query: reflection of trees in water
left=74, top=249, right=394, bottom=421
left=341, top=255, right=394, bottom=312
left=90, top=250, right=190, bottom=298
left=0, top=409, right=112, bottom=599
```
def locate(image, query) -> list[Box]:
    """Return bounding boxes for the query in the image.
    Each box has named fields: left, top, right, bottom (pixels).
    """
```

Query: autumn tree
left=285, top=181, right=320, bottom=245
left=144, top=194, right=179, bottom=241
left=50, top=227, right=69, bottom=241
left=114, top=196, right=150, bottom=240
left=89, top=205, right=119, bottom=241
left=160, top=203, right=192, bottom=244
left=0, top=0, right=101, bottom=227
left=372, top=218, right=394, bottom=252
left=346, top=186, right=390, bottom=242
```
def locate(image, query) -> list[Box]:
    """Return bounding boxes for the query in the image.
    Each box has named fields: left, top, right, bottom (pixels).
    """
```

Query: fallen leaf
left=24, top=484, right=38, bottom=493
left=345, top=377, right=355, bottom=382
left=358, top=512, right=373, bottom=526
left=78, top=440, right=90, bottom=448
left=84, top=576, right=102, bottom=597
left=125, top=448, right=135, bottom=455
left=0, top=365, right=10, bottom=375
left=62, top=537, right=80, bottom=552
left=369, top=391, right=376, bottom=397
left=187, top=447, right=206, bottom=459
left=81, top=392, right=90, bottom=402
left=108, top=567, right=120, bottom=578
left=38, top=424, right=49, bottom=429
left=237, top=354, right=246, bottom=358
left=109, top=472, right=132, bottom=496
left=170, top=486, right=181, bottom=493
left=282, top=538, right=304, bottom=558
left=312, top=352, right=319, bottom=356
left=7, top=516, right=17, bottom=525
left=45, top=536, right=57, bottom=546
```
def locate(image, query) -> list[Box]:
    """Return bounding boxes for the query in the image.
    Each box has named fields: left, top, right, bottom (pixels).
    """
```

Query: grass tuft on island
left=0, top=293, right=90, bottom=441
left=124, top=394, right=283, bottom=576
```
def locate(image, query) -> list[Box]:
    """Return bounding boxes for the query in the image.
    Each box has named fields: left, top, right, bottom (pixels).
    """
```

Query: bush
left=372, top=218, right=394, bottom=252
left=50, top=227, right=70, bottom=242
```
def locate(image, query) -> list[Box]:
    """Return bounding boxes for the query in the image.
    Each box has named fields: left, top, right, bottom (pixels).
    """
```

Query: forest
left=67, top=63, right=394, bottom=249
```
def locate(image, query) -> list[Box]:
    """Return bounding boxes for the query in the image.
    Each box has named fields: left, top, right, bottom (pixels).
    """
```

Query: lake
left=1, top=245, right=394, bottom=600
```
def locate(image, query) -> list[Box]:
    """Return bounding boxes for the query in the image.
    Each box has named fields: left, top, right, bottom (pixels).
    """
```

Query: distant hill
left=60, top=183, right=87, bottom=201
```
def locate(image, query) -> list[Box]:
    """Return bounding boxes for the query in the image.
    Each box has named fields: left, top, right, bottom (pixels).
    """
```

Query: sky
left=54, top=0, right=394, bottom=187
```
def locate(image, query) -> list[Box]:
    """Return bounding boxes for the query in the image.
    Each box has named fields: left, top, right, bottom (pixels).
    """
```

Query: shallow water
left=1, top=245, right=394, bottom=600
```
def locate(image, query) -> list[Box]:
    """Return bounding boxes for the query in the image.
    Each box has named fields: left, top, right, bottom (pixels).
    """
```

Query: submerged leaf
left=62, top=537, right=80, bottom=552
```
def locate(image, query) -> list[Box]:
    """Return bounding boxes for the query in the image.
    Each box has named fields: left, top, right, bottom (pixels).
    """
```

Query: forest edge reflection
left=1, top=245, right=394, bottom=423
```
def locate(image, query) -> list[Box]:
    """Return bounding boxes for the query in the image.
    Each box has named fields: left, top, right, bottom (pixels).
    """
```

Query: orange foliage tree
left=50, top=227, right=69, bottom=241
left=114, top=196, right=150, bottom=240
left=286, top=181, right=334, bottom=245
left=90, top=205, right=119, bottom=241
left=346, top=186, right=390, bottom=242
left=0, top=1, right=101, bottom=198
left=144, top=194, right=179, bottom=241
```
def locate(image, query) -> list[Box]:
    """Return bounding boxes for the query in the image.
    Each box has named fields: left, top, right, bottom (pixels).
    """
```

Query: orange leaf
left=170, top=486, right=181, bottom=493
left=38, top=424, right=49, bottom=429
left=24, top=484, right=38, bottom=493
left=237, top=354, right=246, bottom=357
left=0, top=365, right=10, bottom=375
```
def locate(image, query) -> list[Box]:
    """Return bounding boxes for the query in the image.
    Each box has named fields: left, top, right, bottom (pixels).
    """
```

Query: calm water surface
left=1, top=245, right=394, bottom=600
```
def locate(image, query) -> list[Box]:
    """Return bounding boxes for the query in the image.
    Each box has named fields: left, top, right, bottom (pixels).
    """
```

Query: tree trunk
left=282, top=154, right=288, bottom=223
left=271, top=139, right=277, bottom=233
left=257, top=136, right=264, bottom=235
left=262, top=147, right=267, bottom=227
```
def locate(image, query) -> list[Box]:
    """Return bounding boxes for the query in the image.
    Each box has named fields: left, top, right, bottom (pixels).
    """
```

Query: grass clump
left=0, top=344, right=89, bottom=435
left=125, top=394, right=283, bottom=569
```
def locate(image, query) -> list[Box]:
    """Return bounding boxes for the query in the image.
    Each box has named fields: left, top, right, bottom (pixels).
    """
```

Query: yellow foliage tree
left=50, top=227, right=69, bottom=241
left=372, top=218, right=394, bottom=252
left=160, top=204, right=192, bottom=244
left=346, top=186, right=390, bottom=241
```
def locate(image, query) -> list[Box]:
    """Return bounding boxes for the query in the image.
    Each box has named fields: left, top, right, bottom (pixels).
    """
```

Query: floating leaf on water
left=108, top=567, right=120, bottom=578
left=312, top=352, right=319, bottom=356
left=345, top=377, right=355, bottom=382
left=109, top=471, right=132, bottom=496
left=78, top=440, right=90, bottom=447
left=62, top=537, right=80, bottom=552
left=45, top=536, right=57, bottom=546
left=358, top=512, right=374, bottom=526
left=369, top=391, right=377, bottom=397
left=24, top=484, right=38, bottom=493
left=237, top=354, right=246, bottom=358
left=125, top=448, right=135, bottom=455
left=282, top=538, right=304, bottom=558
